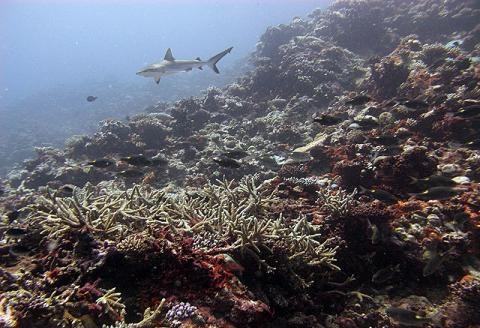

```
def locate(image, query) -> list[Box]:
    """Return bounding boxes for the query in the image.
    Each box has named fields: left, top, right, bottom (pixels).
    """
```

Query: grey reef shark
left=136, top=47, right=233, bottom=84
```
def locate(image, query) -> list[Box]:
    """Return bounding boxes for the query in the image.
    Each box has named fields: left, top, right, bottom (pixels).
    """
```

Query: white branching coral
left=154, top=175, right=339, bottom=282
left=102, top=299, right=168, bottom=328
left=96, top=288, right=126, bottom=321
left=317, top=184, right=358, bottom=218
left=25, top=184, right=169, bottom=239
left=25, top=175, right=339, bottom=287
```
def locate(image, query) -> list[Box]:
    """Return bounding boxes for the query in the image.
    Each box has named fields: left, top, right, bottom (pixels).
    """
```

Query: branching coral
left=96, top=288, right=126, bottom=322
left=157, top=175, right=339, bottom=278
left=22, top=176, right=339, bottom=291
left=25, top=184, right=166, bottom=240
left=317, top=184, right=358, bottom=218
left=103, top=299, right=168, bottom=328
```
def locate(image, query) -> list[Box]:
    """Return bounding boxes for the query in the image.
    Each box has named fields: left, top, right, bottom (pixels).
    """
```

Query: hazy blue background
left=0, top=0, right=332, bottom=175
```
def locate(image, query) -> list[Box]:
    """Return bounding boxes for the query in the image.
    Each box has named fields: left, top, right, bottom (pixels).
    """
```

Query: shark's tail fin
left=207, top=47, right=233, bottom=74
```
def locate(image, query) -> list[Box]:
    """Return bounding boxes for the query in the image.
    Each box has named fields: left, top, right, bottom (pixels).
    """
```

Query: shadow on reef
left=1, top=0, right=480, bottom=327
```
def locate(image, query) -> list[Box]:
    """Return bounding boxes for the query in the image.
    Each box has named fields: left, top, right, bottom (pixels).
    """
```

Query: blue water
left=0, top=0, right=331, bottom=175
left=0, top=0, right=331, bottom=102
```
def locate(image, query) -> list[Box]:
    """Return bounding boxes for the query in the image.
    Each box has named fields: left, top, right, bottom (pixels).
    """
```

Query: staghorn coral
left=24, top=185, right=155, bottom=240
left=317, top=183, right=358, bottom=218
left=20, top=176, right=339, bottom=292
left=96, top=288, right=127, bottom=322
left=103, top=299, right=168, bottom=328
left=159, top=175, right=340, bottom=279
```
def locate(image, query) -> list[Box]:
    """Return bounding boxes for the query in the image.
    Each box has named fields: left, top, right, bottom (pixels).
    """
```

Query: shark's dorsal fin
left=196, top=57, right=201, bottom=61
left=154, top=76, right=161, bottom=84
left=164, top=48, right=175, bottom=61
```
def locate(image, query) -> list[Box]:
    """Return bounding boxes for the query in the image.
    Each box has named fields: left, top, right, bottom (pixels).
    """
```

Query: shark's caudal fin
left=207, top=47, right=233, bottom=74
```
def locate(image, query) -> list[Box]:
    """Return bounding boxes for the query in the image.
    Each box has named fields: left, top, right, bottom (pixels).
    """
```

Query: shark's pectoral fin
left=198, top=66, right=203, bottom=70
left=154, top=76, right=161, bottom=84
left=185, top=68, right=192, bottom=72
left=164, top=48, right=175, bottom=61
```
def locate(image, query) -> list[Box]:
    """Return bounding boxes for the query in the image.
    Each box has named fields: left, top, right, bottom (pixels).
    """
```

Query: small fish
left=389, top=235, right=406, bottom=248
left=147, top=112, right=175, bottom=121
left=422, top=246, right=456, bottom=277
left=117, top=169, right=144, bottom=178
left=345, top=95, right=372, bottom=106
left=4, top=210, right=20, bottom=224
left=57, top=184, right=75, bottom=197
left=428, top=58, right=445, bottom=69
left=462, top=99, right=480, bottom=106
left=60, top=184, right=74, bottom=193
left=372, top=264, right=400, bottom=284
left=370, top=135, right=398, bottom=146
left=149, top=156, right=169, bottom=166
left=385, top=99, right=398, bottom=107
left=386, top=307, right=441, bottom=327
left=409, top=175, right=456, bottom=189
left=313, top=114, right=343, bottom=126
left=395, top=128, right=414, bottom=139
left=452, top=211, right=469, bottom=227
left=87, top=159, right=115, bottom=168
left=86, top=96, right=98, bottom=102
left=5, top=227, right=28, bottom=238
left=353, top=117, right=379, bottom=129
left=454, top=105, right=480, bottom=119
left=221, top=149, right=249, bottom=159
left=402, top=99, right=429, bottom=110
left=219, top=253, right=245, bottom=275
left=366, top=219, right=380, bottom=245
left=9, top=244, right=31, bottom=257
left=360, top=186, right=398, bottom=204
left=120, top=155, right=153, bottom=166
left=348, top=122, right=361, bottom=130
left=465, top=139, right=480, bottom=149
left=213, top=156, right=241, bottom=168
left=413, top=186, right=458, bottom=200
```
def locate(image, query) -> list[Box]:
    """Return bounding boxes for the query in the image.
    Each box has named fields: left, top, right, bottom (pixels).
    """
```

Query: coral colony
left=1, top=0, right=480, bottom=327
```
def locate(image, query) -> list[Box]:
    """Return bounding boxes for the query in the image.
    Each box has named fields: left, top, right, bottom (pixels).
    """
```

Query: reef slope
left=1, top=1, right=480, bottom=327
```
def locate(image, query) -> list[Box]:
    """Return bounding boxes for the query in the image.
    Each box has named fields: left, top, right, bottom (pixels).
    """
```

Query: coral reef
left=1, top=0, right=480, bottom=327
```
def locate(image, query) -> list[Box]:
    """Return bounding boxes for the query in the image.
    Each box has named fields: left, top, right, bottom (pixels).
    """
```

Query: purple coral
left=166, top=302, right=197, bottom=321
